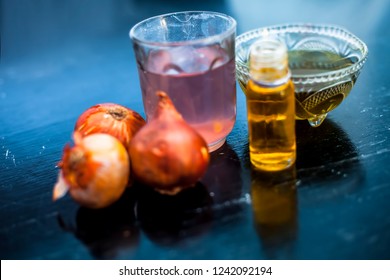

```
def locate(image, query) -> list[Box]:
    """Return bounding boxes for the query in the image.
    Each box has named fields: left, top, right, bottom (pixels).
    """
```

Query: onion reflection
left=58, top=188, right=139, bottom=259
left=136, top=182, right=212, bottom=246
left=137, top=143, right=243, bottom=246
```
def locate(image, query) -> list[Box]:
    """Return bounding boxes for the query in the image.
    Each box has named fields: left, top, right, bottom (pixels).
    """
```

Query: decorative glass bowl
left=236, top=23, right=368, bottom=127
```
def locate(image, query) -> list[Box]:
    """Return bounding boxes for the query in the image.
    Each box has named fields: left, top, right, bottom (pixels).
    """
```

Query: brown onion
left=53, top=133, right=130, bottom=208
left=129, top=91, right=210, bottom=195
left=74, top=103, right=146, bottom=151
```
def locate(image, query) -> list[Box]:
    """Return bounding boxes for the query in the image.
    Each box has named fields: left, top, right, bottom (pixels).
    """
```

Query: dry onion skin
left=129, top=91, right=210, bottom=195
left=74, top=103, right=146, bottom=151
left=53, top=133, right=130, bottom=208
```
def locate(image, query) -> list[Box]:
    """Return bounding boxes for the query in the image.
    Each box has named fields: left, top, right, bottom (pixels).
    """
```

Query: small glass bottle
left=245, top=38, right=296, bottom=171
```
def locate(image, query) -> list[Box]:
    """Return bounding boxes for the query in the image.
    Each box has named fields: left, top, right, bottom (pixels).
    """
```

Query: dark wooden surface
left=1, top=0, right=390, bottom=259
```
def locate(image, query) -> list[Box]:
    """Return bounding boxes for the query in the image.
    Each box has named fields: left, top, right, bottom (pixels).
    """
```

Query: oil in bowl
left=236, top=24, right=368, bottom=127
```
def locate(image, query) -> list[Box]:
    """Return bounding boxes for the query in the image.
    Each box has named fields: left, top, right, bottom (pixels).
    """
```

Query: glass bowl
left=236, top=23, right=368, bottom=127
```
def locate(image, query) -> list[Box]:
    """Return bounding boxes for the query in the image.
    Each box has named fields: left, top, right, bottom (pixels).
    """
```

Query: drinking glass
left=130, top=11, right=237, bottom=152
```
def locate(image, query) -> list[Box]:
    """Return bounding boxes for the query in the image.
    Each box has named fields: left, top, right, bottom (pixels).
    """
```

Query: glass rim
left=129, top=11, right=237, bottom=47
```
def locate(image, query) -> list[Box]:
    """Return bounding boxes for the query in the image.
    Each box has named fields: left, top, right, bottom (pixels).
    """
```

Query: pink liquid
left=138, top=45, right=236, bottom=151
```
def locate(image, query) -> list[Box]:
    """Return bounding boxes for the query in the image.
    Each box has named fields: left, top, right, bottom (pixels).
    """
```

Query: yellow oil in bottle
left=246, top=39, right=296, bottom=171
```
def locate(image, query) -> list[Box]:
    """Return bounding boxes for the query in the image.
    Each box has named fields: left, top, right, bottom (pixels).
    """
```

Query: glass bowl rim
left=236, top=23, right=369, bottom=83
left=129, top=11, right=237, bottom=47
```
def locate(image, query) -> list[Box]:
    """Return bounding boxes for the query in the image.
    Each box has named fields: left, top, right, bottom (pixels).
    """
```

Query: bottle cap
left=249, top=38, right=290, bottom=85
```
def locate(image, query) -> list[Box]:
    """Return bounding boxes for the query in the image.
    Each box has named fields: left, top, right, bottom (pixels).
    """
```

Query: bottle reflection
left=251, top=166, right=298, bottom=259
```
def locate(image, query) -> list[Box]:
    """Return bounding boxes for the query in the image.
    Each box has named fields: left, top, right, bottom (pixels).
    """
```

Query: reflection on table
left=251, top=166, right=298, bottom=259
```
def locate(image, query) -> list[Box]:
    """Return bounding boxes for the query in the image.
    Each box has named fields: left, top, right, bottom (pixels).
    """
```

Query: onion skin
left=53, top=133, right=130, bottom=208
left=129, top=91, right=210, bottom=195
left=74, top=103, right=146, bottom=151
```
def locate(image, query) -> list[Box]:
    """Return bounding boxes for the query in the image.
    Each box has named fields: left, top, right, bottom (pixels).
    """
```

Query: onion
left=129, top=91, right=210, bottom=195
left=53, top=133, right=130, bottom=208
left=74, top=103, right=146, bottom=151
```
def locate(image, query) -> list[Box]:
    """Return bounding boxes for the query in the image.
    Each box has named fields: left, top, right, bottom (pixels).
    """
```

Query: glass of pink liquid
left=130, top=11, right=237, bottom=152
